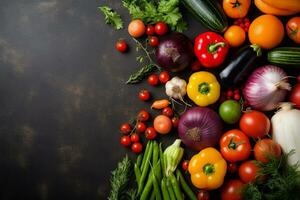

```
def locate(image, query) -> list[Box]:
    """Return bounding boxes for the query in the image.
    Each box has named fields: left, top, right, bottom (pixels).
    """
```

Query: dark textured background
left=0, top=0, right=298, bottom=200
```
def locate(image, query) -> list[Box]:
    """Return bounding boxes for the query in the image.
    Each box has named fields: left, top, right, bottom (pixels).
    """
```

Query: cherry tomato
left=227, top=163, right=238, bottom=174
left=162, top=107, right=173, bottom=117
left=290, top=83, right=300, bottom=108
left=155, top=22, right=168, bottom=35
left=182, top=160, right=189, bottom=171
left=131, top=142, right=143, bottom=153
left=128, top=19, right=146, bottom=38
left=147, top=74, right=159, bottom=86
left=254, top=139, right=281, bottom=164
left=115, top=39, right=127, bottom=52
left=191, top=60, right=201, bottom=71
left=120, top=136, right=131, bottom=147
left=221, top=179, right=244, bottom=200
left=286, top=17, right=300, bottom=44
left=239, top=110, right=270, bottom=138
left=120, top=123, right=132, bottom=134
left=136, top=122, right=146, bottom=133
left=220, top=129, right=251, bottom=162
left=238, top=160, right=259, bottom=183
left=233, top=93, right=240, bottom=101
left=145, top=127, right=157, bottom=140
left=171, top=117, right=179, bottom=128
left=146, top=24, right=155, bottom=36
left=148, top=36, right=159, bottom=47
left=138, top=89, right=151, bottom=101
left=159, top=71, right=170, bottom=84
left=130, top=133, right=140, bottom=143
left=137, top=110, right=150, bottom=122
left=154, top=115, right=172, bottom=134
left=197, top=190, right=210, bottom=200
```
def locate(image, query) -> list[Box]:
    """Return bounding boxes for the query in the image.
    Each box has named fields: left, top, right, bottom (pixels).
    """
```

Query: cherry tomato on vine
left=115, top=40, right=127, bottom=53
left=136, top=122, right=146, bottom=133
left=131, top=142, right=143, bottom=153
left=238, top=160, right=259, bottom=183
left=147, top=74, right=159, bottom=86
left=120, top=123, right=132, bottom=134
left=155, top=22, right=168, bottom=35
left=159, top=71, right=170, bottom=84
left=221, top=179, right=244, bottom=200
left=120, top=136, right=131, bottom=147
left=146, top=24, right=155, bottom=36
left=137, top=110, right=150, bottom=122
left=197, top=190, right=210, bottom=200
left=149, top=36, right=159, bottom=47
left=171, top=117, right=179, bottom=128
left=130, top=133, right=140, bottom=143
left=254, top=139, right=281, bottom=164
left=227, top=163, right=238, bottom=174
left=162, top=107, right=173, bottom=117
left=145, top=127, right=157, bottom=140
left=138, top=89, right=150, bottom=101
left=182, top=160, right=189, bottom=171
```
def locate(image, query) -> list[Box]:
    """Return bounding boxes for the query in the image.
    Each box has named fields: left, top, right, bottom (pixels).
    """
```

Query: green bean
left=136, top=153, right=143, bottom=168
left=169, top=172, right=183, bottom=200
left=176, top=169, right=197, bottom=200
left=134, top=163, right=141, bottom=184
left=153, top=141, right=159, bottom=165
left=166, top=177, right=176, bottom=200
left=138, top=142, right=153, bottom=194
left=150, top=189, right=156, bottom=200
left=152, top=172, right=162, bottom=200
left=159, top=143, right=165, bottom=176
left=141, top=141, right=152, bottom=171
left=140, top=161, right=161, bottom=199
left=161, top=177, right=170, bottom=200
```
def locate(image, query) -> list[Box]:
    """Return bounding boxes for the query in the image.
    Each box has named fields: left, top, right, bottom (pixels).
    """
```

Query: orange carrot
left=151, top=99, right=170, bottom=109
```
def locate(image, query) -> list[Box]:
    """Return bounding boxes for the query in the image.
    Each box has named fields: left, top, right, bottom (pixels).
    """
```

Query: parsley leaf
left=99, top=6, right=123, bottom=30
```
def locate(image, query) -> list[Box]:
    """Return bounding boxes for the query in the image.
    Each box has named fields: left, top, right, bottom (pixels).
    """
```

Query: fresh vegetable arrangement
left=100, top=1, right=300, bottom=199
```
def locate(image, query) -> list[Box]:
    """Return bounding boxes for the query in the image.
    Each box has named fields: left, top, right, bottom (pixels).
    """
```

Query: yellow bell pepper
left=188, top=147, right=227, bottom=190
left=187, top=72, right=220, bottom=107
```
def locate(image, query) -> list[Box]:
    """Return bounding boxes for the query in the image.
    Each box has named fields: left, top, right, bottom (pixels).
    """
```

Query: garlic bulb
left=165, top=76, right=187, bottom=100
left=271, top=102, right=300, bottom=171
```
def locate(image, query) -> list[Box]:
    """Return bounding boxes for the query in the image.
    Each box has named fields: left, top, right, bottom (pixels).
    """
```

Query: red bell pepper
left=194, top=32, right=229, bottom=68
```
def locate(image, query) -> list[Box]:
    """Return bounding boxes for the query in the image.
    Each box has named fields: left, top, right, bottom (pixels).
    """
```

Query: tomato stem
left=230, top=0, right=241, bottom=8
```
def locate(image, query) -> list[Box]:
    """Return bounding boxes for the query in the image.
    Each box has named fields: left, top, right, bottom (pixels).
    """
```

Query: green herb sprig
left=99, top=6, right=123, bottom=30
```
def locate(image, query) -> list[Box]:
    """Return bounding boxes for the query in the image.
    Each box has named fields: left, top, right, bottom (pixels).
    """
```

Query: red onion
left=178, top=107, right=223, bottom=151
left=243, top=65, right=290, bottom=111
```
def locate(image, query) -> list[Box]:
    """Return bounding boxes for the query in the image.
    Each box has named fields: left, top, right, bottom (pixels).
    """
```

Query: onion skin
left=178, top=107, right=223, bottom=151
left=155, top=33, right=194, bottom=72
left=242, top=65, right=289, bottom=111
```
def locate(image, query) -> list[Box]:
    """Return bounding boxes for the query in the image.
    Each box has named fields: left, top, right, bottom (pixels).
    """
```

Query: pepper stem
left=250, top=44, right=262, bottom=56
left=203, top=164, right=215, bottom=175
left=198, top=82, right=210, bottom=95
left=208, top=42, right=226, bottom=53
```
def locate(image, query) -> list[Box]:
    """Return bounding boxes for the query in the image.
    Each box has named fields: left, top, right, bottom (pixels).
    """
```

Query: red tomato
left=220, top=129, right=251, bottom=162
left=171, top=117, right=179, bottom=128
left=221, top=179, right=244, bottom=200
left=191, top=60, right=201, bottom=71
left=159, top=71, right=170, bottom=84
left=137, top=110, right=150, bottom=122
left=138, top=89, right=151, bottom=101
left=130, top=133, right=140, bottom=143
left=147, top=74, right=159, bottom=86
left=155, top=22, right=168, bottom=35
left=154, top=115, right=172, bottom=134
left=182, top=160, right=189, bottom=171
left=136, top=122, right=146, bottom=133
left=238, top=160, right=259, bottom=183
left=146, top=24, right=155, bottom=35
left=128, top=19, right=146, bottom=38
left=131, top=142, right=143, bottom=153
left=148, top=36, right=159, bottom=47
left=162, top=107, right=173, bottom=117
left=239, top=111, right=270, bottom=138
left=254, top=139, right=281, bottom=164
left=115, top=39, right=127, bottom=52
left=227, top=163, right=238, bottom=174
left=290, top=83, right=300, bottom=108
left=145, top=127, right=157, bottom=140
left=120, top=123, right=132, bottom=134
left=120, top=136, right=131, bottom=147
left=197, top=190, right=210, bottom=200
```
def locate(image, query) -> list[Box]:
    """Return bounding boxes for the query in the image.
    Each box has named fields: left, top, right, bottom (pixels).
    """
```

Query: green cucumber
left=268, top=47, right=300, bottom=66
left=182, top=0, right=228, bottom=33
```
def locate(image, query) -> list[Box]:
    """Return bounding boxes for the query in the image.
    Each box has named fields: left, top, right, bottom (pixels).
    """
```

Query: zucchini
left=182, top=0, right=228, bottom=33
left=268, top=47, right=300, bottom=66
left=219, top=45, right=262, bottom=86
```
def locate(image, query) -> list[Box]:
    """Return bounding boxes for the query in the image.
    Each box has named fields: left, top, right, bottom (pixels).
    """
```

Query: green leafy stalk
left=108, top=155, right=132, bottom=200
left=99, top=6, right=123, bottom=30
